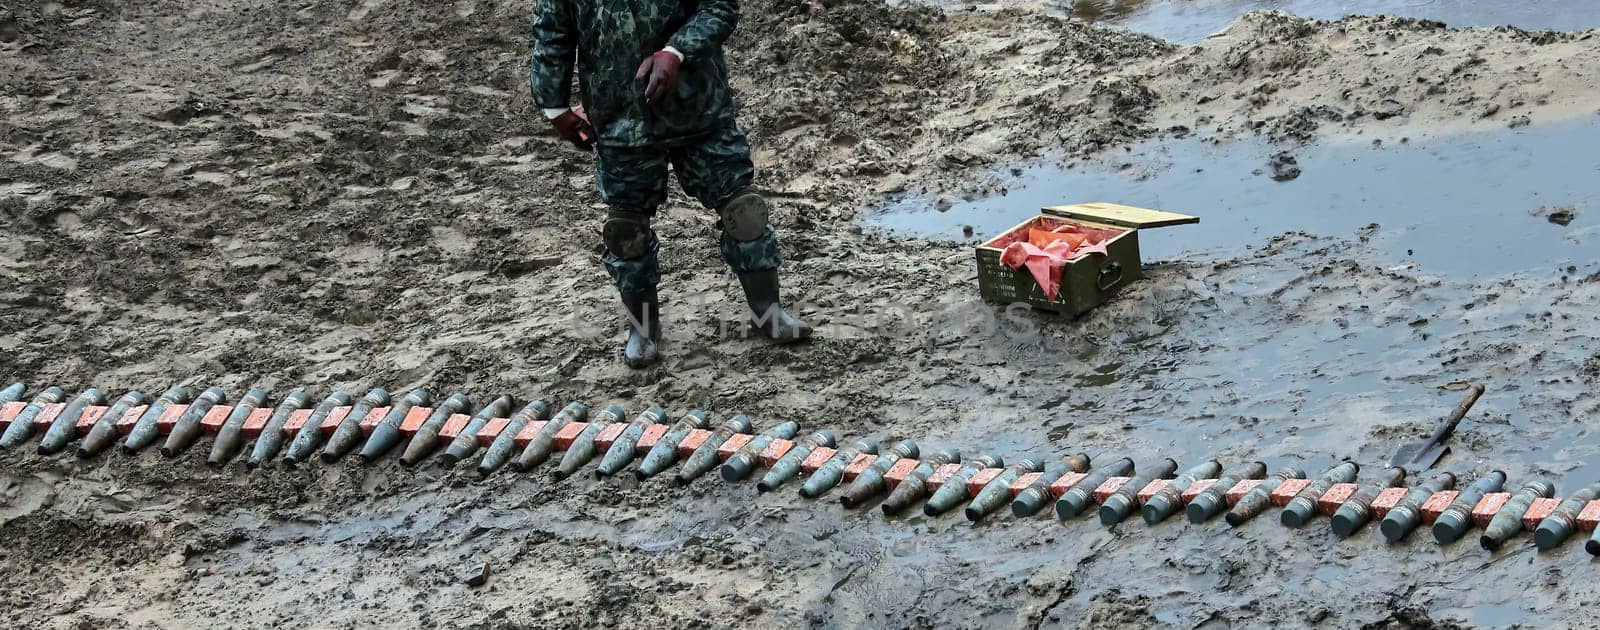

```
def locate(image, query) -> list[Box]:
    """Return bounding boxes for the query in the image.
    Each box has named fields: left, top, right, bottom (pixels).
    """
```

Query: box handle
left=1096, top=262, right=1124, bottom=293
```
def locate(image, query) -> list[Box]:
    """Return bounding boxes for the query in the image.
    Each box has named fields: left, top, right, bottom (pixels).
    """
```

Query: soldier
left=530, top=0, right=813, bottom=369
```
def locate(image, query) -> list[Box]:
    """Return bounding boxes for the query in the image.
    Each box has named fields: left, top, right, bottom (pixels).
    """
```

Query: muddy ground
left=3, top=0, right=1600, bottom=628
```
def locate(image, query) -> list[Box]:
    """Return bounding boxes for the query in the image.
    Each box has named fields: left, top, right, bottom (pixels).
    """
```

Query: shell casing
left=1100, top=458, right=1178, bottom=527
left=397, top=392, right=470, bottom=467
left=1012, top=461, right=1074, bottom=518
left=839, top=440, right=918, bottom=508
left=1380, top=472, right=1457, bottom=542
left=204, top=388, right=269, bottom=466
left=924, top=454, right=1004, bottom=516
left=1055, top=457, right=1135, bottom=520
left=1330, top=467, right=1407, bottom=538
left=720, top=420, right=802, bottom=483
left=883, top=448, right=960, bottom=515
left=246, top=388, right=309, bottom=468
left=1282, top=462, right=1360, bottom=528
left=319, top=388, right=390, bottom=463
left=0, top=382, right=23, bottom=405
left=283, top=391, right=353, bottom=464
left=1144, top=460, right=1222, bottom=525
left=79, top=391, right=148, bottom=458
left=122, top=385, right=190, bottom=453
left=799, top=438, right=879, bottom=499
left=966, top=458, right=1043, bottom=522
left=39, top=387, right=106, bottom=455
left=498, top=401, right=583, bottom=475
left=1480, top=481, right=1555, bottom=551
left=1534, top=481, right=1600, bottom=550
left=1432, top=471, right=1507, bottom=545
left=160, top=387, right=227, bottom=458
left=554, top=404, right=629, bottom=479
left=357, top=389, right=431, bottom=463
left=596, top=405, right=669, bottom=478
left=1226, top=465, right=1307, bottom=527
left=1187, top=461, right=1267, bottom=524
left=635, top=409, right=711, bottom=479
left=439, top=396, right=516, bottom=467
left=756, top=429, right=836, bottom=492
left=674, top=415, right=755, bottom=486
left=2, top=387, right=66, bottom=449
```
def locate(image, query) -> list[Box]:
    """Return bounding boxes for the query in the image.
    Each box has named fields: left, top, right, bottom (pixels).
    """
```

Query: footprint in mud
left=824, top=534, right=934, bottom=624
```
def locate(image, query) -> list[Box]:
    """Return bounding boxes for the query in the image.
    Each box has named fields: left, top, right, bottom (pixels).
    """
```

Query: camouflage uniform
left=530, top=0, right=781, bottom=293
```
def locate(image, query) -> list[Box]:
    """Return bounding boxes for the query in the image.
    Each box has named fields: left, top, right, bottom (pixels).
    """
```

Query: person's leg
left=670, top=125, right=812, bottom=342
left=595, top=144, right=670, bottom=367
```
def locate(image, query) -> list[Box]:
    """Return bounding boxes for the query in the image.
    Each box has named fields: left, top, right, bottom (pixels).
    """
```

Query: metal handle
left=1096, top=262, right=1124, bottom=292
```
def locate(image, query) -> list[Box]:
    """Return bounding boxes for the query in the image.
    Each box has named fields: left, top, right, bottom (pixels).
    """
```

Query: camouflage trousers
left=596, top=123, right=782, bottom=294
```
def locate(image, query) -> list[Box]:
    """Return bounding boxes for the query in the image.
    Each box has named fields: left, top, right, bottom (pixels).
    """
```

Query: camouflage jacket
left=530, top=0, right=739, bottom=147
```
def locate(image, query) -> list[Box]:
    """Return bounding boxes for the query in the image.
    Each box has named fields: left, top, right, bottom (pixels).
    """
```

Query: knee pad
left=603, top=211, right=655, bottom=259
left=717, top=192, right=769, bottom=242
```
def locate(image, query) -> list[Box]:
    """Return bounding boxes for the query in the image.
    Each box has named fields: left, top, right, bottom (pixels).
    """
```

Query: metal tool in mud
left=1331, top=466, right=1406, bottom=538
left=1480, top=480, right=1555, bottom=551
left=439, top=396, right=515, bottom=467
left=1226, top=465, right=1307, bottom=527
left=1390, top=384, right=1485, bottom=474
left=1055, top=457, right=1135, bottom=520
left=1, top=386, right=65, bottom=450
left=1187, top=461, right=1266, bottom=524
left=925, top=453, right=1004, bottom=516
left=966, top=458, right=1042, bottom=522
left=479, top=400, right=562, bottom=476
left=554, top=404, right=629, bottom=479
left=675, top=415, right=755, bottom=486
left=205, top=387, right=268, bottom=466
left=635, top=410, right=710, bottom=480
left=246, top=388, right=309, bottom=468
left=355, top=389, right=431, bottom=463
left=1281, top=462, right=1359, bottom=528
left=398, top=393, right=471, bottom=467
left=38, top=387, right=105, bottom=455
left=0, top=382, right=23, bottom=405
left=78, top=391, right=147, bottom=458
left=1144, top=459, right=1221, bottom=525
left=319, top=388, right=390, bottom=463
left=1379, top=471, right=1457, bottom=542
left=283, top=391, right=353, bottom=465
left=597, top=405, right=669, bottom=478
left=1534, top=481, right=1600, bottom=551
left=508, top=401, right=589, bottom=474
left=123, top=385, right=190, bottom=453
left=1100, top=458, right=1177, bottom=527
left=161, top=386, right=227, bottom=458
left=884, top=448, right=960, bottom=515
left=800, top=437, right=878, bottom=499
left=721, top=420, right=802, bottom=483
left=756, top=429, right=835, bottom=492
left=1432, top=470, right=1506, bottom=545
left=1012, top=454, right=1090, bottom=518
left=840, top=439, right=919, bottom=509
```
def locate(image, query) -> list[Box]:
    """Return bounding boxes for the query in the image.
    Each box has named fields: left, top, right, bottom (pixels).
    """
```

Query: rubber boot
left=620, top=291, right=661, bottom=368
left=735, top=270, right=812, bottom=343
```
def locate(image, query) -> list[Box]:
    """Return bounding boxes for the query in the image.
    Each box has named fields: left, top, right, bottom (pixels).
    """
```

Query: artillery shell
left=554, top=404, right=628, bottom=479
left=1282, top=462, right=1359, bottom=528
left=1, top=387, right=66, bottom=450
left=635, top=409, right=711, bottom=479
left=398, top=393, right=471, bottom=467
left=1055, top=457, right=1134, bottom=520
left=1331, top=466, right=1407, bottom=538
left=1100, top=458, right=1178, bottom=527
left=247, top=388, right=309, bottom=468
left=1188, top=461, right=1267, bottom=524
left=356, top=389, right=430, bottom=463
left=477, top=400, right=558, bottom=476
left=925, top=454, right=1004, bottom=516
left=123, top=385, right=190, bottom=453
left=79, top=391, right=147, bottom=458
left=318, top=388, right=390, bottom=463
left=721, top=420, right=802, bottom=483
left=1535, top=481, right=1600, bottom=551
left=800, top=438, right=879, bottom=499
left=967, top=458, right=1043, bottom=522
left=1144, top=460, right=1222, bottom=525
left=0, top=382, right=23, bottom=405
left=884, top=448, right=961, bottom=515
left=1480, top=481, right=1555, bottom=551
left=839, top=440, right=919, bottom=509
left=756, top=429, right=835, bottom=492
left=38, top=388, right=106, bottom=455
left=439, top=396, right=515, bottom=467
left=283, top=391, right=353, bottom=465
left=596, top=405, right=669, bottom=478
left=1380, top=472, right=1457, bottom=542
left=1226, top=466, right=1307, bottom=527
left=160, top=387, right=227, bottom=458
left=505, top=401, right=587, bottom=475
left=1011, top=456, right=1086, bottom=518
left=1433, top=471, right=1507, bottom=545
left=205, top=388, right=268, bottom=466
left=675, top=415, right=756, bottom=486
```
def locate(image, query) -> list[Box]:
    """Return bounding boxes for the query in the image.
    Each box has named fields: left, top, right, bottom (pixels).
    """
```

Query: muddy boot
left=620, top=290, right=661, bottom=368
left=736, top=270, right=812, bottom=343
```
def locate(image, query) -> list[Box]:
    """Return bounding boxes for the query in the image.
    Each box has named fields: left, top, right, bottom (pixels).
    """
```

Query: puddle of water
left=866, top=119, right=1600, bottom=278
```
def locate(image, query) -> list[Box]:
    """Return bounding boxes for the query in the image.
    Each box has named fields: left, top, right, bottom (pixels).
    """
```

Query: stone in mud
left=1267, top=151, right=1301, bottom=182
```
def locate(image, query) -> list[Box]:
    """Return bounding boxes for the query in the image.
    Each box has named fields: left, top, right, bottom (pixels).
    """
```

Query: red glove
left=551, top=110, right=595, bottom=150
left=635, top=50, right=681, bottom=103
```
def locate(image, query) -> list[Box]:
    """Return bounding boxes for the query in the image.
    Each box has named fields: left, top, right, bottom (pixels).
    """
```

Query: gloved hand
left=635, top=50, right=682, bottom=103
left=551, top=110, right=595, bottom=150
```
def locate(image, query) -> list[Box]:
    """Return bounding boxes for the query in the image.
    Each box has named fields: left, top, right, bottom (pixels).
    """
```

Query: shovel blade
left=1391, top=443, right=1449, bottom=473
